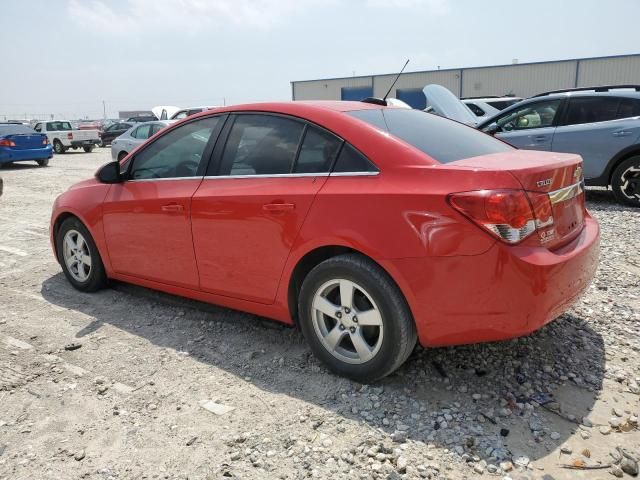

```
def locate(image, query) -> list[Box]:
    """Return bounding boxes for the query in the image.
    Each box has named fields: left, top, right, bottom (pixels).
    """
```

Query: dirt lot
left=0, top=150, right=639, bottom=480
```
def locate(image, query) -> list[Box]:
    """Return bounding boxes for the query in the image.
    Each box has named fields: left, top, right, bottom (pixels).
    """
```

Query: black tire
left=0, top=162, right=12, bottom=169
left=117, top=151, right=128, bottom=161
left=37, top=158, right=49, bottom=167
left=611, top=156, right=640, bottom=207
left=53, top=140, right=65, bottom=154
left=56, top=217, right=107, bottom=292
left=298, top=254, right=417, bottom=383
left=83, top=146, right=94, bottom=153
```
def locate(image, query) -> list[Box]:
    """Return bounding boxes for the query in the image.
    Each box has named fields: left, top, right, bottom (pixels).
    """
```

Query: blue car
left=0, top=122, right=53, bottom=167
left=477, top=85, right=640, bottom=207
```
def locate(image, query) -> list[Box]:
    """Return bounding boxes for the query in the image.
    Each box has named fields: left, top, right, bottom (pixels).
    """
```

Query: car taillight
left=0, top=139, right=16, bottom=147
left=448, top=189, right=554, bottom=245
left=42, top=137, right=49, bottom=145
left=67, top=132, right=73, bottom=139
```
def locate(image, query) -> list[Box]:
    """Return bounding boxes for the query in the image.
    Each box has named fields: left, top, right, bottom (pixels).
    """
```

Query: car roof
left=463, top=97, right=521, bottom=102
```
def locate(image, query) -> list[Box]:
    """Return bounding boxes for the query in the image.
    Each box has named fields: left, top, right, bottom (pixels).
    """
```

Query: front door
left=192, top=114, right=342, bottom=304
left=494, top=99, right=563, bottom=151
left=102, top=116, right=223, bottom=289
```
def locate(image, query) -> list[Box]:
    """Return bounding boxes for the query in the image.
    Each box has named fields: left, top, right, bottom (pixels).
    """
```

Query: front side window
left=294, top=126, right=342, bottom=173
left=129, top=116, right=220, bottom=180
left=493, top=99, right=561, bottom=131
left=349, top=108, right=512, bottom=164
left=565, top=97, right=619, bottom=125
left=219, top=114, right=304, bottom=175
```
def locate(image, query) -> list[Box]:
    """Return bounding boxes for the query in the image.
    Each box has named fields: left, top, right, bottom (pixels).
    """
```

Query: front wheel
left=298, top=254, right=417, bottom=383
left=612, top=156, right=640, bottom=207
left=56, top=217, right=107, bottom=292
left=83, top=145, right=95, bottom=153
left=37, top=158, right=49, bottom=167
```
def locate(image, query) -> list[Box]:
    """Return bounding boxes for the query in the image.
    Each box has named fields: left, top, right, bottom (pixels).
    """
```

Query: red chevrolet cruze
left=50, top=101, right=599, bottom=382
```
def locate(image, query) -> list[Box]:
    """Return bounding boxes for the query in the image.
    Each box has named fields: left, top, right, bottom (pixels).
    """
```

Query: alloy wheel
left=620, top=165, right=640, bottom=201
left=62, top=229, right=92, bottom=282
left=311, top=279, right=384, bottom=365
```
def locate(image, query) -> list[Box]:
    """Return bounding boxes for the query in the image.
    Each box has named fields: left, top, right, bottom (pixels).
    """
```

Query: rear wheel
left=83, top=145, right=94, bottom=153
left=37, top=158, right=49, bottom=167
left=56, top=217, right=107, bottom=292
left=53, top=140, right=65, bottom=154
left=298, top=254, right=417, bottom=383
left=612, top=156, right=640, bottom=207
left=99, top=139, right=106, bottom=148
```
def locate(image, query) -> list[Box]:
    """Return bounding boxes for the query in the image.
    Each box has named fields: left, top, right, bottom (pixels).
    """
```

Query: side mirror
left=96, top=161, right=122, bottom=184
left=484, top=123, right=500, bottom=136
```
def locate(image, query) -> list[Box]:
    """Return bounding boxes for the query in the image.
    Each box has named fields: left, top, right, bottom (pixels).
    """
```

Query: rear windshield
left=0, top=124, right=36, bottom=136
left=348, top=108, right=512, bottom=163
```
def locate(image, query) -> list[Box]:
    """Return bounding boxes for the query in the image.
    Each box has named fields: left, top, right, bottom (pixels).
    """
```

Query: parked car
left=477, top=85, right=640, bottom=207
left=78, top=120, right=103, bottom=130
left=0, top=122, right=53, bottom=167
left=170, top=106, right=219, bottom=120
left=50, top=101, right=599, bottom=382
left=33, top=120, right=100, bottom=154
left=462, top=95, right=522, bottom=113
left=99, top=122, right=133, bottom=147
left=110, top=121, right=172, bottom=160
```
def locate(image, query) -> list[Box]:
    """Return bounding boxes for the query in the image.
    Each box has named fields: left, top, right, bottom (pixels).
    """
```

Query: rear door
left=191, top=114, right=342, bottom=304
left=551, top=96, right=640, bottom=179
left=492, top=98, right=563, bottom=151
left=102, top=116, right=224, bottom=288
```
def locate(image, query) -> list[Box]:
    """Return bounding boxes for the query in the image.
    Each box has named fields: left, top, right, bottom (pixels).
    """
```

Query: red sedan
left=50, top=101, right=599, bottom=382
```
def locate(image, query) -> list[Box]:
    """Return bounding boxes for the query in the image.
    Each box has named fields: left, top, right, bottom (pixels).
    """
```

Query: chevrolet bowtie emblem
left=574, top=166, right=583, bottom=180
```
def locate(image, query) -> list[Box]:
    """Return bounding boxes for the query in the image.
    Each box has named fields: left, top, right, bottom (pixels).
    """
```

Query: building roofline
left=291, top=53, right=640, bottom=85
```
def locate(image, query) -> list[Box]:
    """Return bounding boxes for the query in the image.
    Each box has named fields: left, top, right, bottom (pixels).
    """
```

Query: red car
left=50, top=101, right=599, bottom=382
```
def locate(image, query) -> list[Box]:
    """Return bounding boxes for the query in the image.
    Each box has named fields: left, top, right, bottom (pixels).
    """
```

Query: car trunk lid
left=6, top=133, right=47, bottom=150
left=449, top=150, right=586, bottom=249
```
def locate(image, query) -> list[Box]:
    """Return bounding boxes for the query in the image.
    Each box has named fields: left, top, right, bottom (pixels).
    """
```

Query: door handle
left=533, top=135, right=547, bottom=141
left=161, top=203, right=184, bottom=213
left=263, top=202, right=295, bottom=212
left=612, top=130, right=632, bottom=137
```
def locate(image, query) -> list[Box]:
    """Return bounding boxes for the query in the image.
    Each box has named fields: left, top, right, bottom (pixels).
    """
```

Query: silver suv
left=478, top=85, right=640, bottom=207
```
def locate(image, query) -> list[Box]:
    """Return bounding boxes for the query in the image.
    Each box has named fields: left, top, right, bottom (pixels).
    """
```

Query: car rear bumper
left=0, top=145, right=53, bottom=163
left=386, top=214, right=600, bottom=347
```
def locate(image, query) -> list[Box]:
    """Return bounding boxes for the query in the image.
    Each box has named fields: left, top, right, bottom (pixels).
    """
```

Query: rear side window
left=349, top=109, right=512, bottom=164
left=220, top=114, right=304, bottom=175
left=466, top=103, right=485, bottom=117
left=294, top=126, right=342, bottom=173
left=0, top=124, right=35, bottom=135
left=617, top=98, right=640, bottom=119
left=132, top=124, right=151, bottom=139
left=333, top=144, right=377, bottom=173
left=565, top=97, right=620, bottom=125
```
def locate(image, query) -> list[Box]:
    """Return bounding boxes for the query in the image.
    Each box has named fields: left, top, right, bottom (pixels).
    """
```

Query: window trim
left=123, top=114, right=228, bottom=182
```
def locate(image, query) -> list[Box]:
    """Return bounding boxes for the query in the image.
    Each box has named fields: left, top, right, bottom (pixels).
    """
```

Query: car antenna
left=361, top=59, right=410, bottom=106
left=383, top=59, right=410, bottom=102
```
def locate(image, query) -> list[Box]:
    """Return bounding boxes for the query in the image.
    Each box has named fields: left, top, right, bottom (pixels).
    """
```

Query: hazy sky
left=1, top=0, right=639, bottom=119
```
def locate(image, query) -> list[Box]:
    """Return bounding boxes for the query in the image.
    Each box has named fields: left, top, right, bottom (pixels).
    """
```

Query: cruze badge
left=536, top=178, right=552, bottom=187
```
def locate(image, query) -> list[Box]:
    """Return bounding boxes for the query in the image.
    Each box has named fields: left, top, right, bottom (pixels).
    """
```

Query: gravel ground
left=0, top=150, right=638, bottom=480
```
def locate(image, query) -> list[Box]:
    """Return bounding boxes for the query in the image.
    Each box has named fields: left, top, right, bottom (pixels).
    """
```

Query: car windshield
left=0, top=124, right=36, bottom=136
left=347, top=108, right=513, bottom=163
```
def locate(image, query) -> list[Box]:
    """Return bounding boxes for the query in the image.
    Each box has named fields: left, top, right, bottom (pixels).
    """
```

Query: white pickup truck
left=33, top=121, right=100, bottom=154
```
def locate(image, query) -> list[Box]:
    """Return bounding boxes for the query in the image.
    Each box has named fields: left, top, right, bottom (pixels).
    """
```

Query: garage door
left=341, top=86, right=373, bottom=101
left=396, top=88, right=427, bottom=109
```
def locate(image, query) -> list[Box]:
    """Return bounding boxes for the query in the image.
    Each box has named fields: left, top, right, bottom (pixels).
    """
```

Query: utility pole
left=102, top=100, right=106, bottom=119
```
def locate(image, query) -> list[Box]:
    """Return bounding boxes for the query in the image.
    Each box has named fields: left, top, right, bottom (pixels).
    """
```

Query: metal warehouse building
left=291, top=53, right=640, bottom=109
